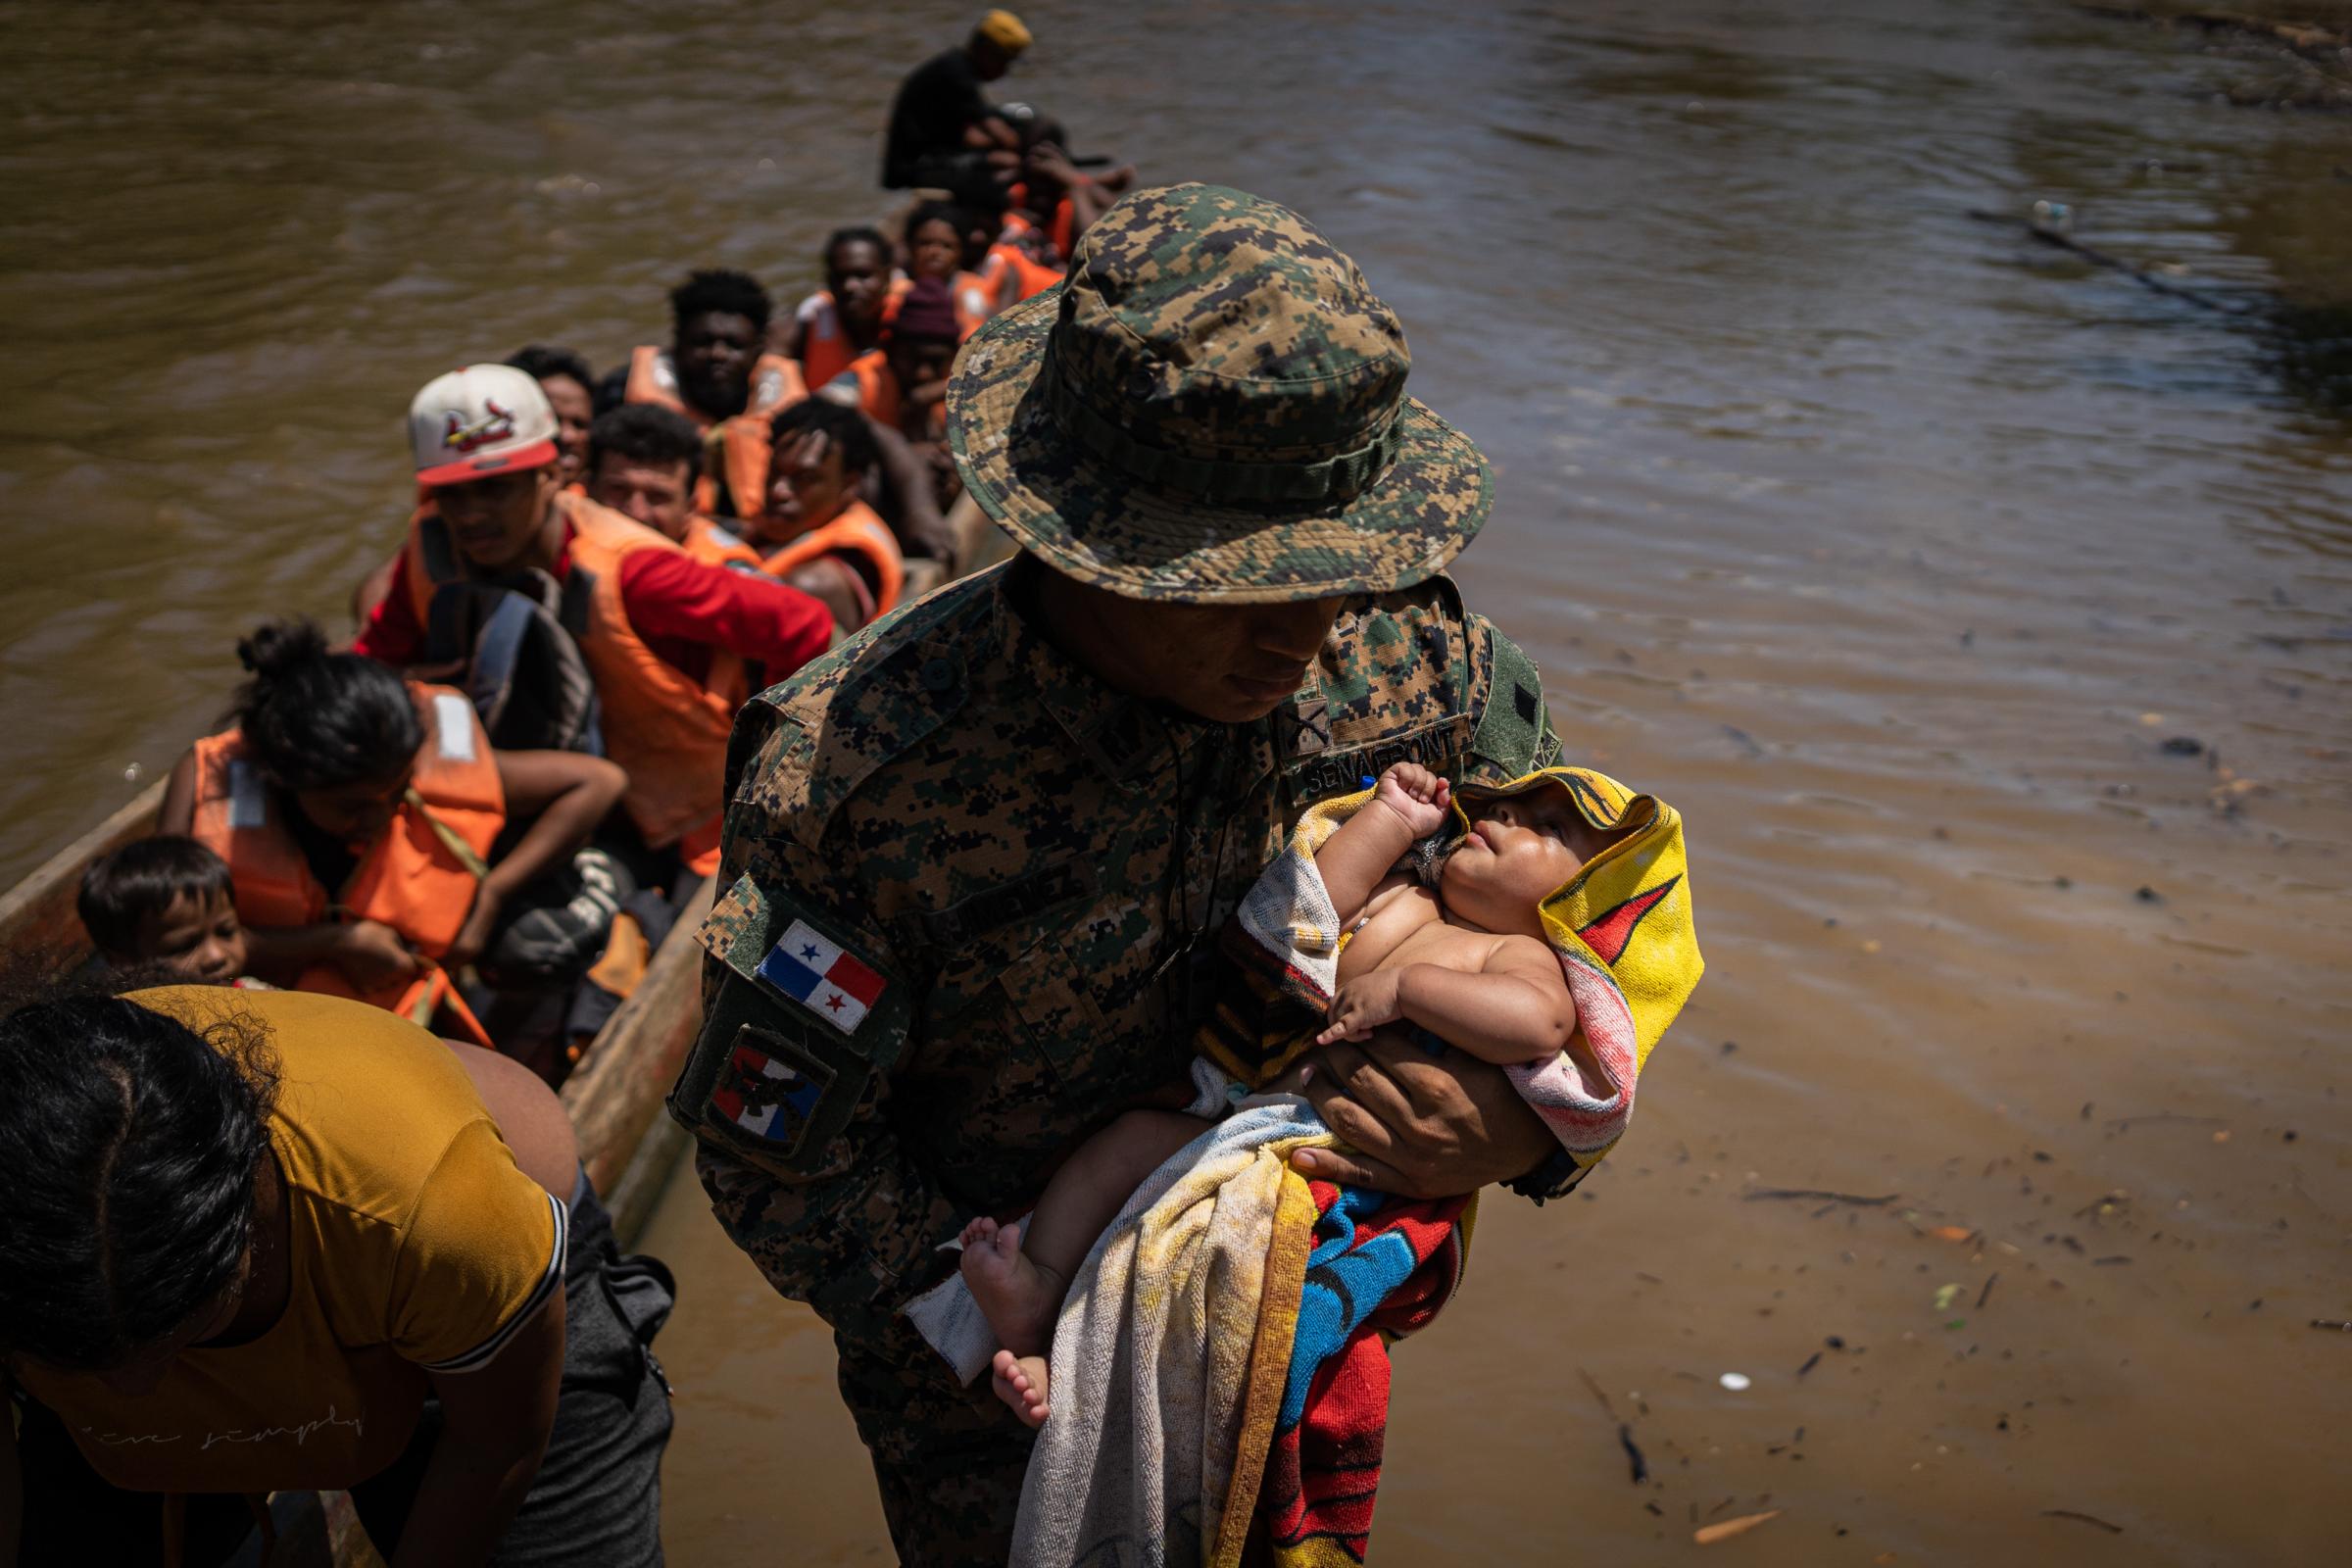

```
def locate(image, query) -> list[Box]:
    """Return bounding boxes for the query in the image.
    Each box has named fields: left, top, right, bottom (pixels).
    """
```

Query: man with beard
left=358, top=365, right=833, bottom=883
left=602, top=270, right=806, bottom=500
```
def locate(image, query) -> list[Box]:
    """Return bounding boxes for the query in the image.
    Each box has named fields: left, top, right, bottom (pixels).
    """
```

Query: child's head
left=905, top=201, right=969, bottom=281
left=761, top=398, right=878, bottom=542
left=1439, top=779, right=1592, bottom=938
left=822, top=226, right=894, bottom=332
left=229, top=619, right=423, bottom=846
left=77, top=836, right=246, bottom=984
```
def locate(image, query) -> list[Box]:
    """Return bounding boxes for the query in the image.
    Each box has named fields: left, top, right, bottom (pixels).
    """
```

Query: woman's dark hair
left=0, top=993, right=277, bottom=1371
left=505, top=343, right=596, bottom=392
left=226, top=619, right=421, bottom=792
left=769, top=397, right=879, bottom=480
left=906, top=201, right=969, bottom=244
left=76, top=836, right=234, bottom=957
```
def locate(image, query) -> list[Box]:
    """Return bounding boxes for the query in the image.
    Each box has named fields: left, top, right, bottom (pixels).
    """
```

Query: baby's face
left=134, top=888, right=247, bottom=986
left=1438, top=786, right=1589, bottom=935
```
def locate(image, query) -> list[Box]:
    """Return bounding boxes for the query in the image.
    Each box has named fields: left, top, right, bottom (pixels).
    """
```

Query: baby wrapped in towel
left=958, top=760, right=1622, bottom=1424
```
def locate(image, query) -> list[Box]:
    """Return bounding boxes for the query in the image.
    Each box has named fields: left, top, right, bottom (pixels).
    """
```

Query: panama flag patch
left=756, top=920, right=889, bottom=1034
left=709, top=1043, right=819, bottom=1142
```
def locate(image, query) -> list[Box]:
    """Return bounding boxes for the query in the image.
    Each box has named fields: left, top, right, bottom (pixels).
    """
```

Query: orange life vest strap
left=838, top=351, right=900, bottom=430
left=758, top=500, right=906, bottom=620
left=719, top=415, right=778, bottom=527
left=559, top=494, right=738, bottom=849
left=683, top=514, right=763, bottom=572
left=986, top=240, right=1063, bottom=304
left=799, top=282, right=907, bottom=394
left=624, top=345, right=694, bottom=422
left=296, top=958, right=494, bottom=1049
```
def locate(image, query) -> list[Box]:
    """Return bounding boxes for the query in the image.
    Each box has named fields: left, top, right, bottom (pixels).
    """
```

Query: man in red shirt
left=359, top=365, right=832, bottom=879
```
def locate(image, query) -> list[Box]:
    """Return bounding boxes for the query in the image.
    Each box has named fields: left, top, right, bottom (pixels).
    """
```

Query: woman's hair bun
left=234, top=618, right=331, bottom=681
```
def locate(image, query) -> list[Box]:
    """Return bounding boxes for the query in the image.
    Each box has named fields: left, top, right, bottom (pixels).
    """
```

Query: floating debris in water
left=2041, top=1508, right=2124, bottom=1535
left=1693, top=1509, right=1782, bottom=1545
left=1718, top=1372, right=1751, bottom=1392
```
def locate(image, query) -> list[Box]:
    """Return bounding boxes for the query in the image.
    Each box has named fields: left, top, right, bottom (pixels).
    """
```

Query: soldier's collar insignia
left=1283, top=695, right=1331, bottom=758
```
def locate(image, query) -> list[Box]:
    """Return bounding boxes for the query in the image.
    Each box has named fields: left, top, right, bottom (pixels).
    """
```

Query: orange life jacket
left=1004, top=192, right=1077, bottom=264
left=674, top=514, right=762, bottom=771
left=715, top=412, right=781, bottom=526
left=681, top=514, right=763, bottom=572
left=188, top=686, right=506, bottom=1021
left=796, top=280, right=910, bottom=393
left=559, top=495, right=739, bottom=853
left=757, top=499, right=906, bottom=626
left=625, top=346, right=806, bottom=514
left=833, top=350, right=902, bottom=431
left=400, top=495, right=741, bottom=855
left=983, top=238, right=1065, bottom=305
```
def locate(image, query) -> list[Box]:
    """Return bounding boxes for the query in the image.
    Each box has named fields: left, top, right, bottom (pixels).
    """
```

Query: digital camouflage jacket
left=667, top=559, right=1562, bottom=1344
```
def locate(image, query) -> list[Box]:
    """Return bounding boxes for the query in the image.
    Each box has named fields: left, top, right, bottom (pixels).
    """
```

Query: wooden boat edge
left=0, top=780, right=169, bottom=969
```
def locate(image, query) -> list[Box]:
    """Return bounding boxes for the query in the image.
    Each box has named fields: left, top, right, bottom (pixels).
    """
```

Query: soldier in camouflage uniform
left=667, top=183, right=1580, bottom=1564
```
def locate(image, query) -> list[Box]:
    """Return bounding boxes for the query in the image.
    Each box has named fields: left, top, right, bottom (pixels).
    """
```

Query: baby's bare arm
left=1316, top=803, right=1422, bottom=928
left=1392, top=937, right=1576, bottom=1065
left=1317, top=763, right=1452, bottom=927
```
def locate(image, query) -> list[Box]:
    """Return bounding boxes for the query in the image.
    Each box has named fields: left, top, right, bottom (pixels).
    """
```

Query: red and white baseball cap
left=409, top=364, right=560, bottom=487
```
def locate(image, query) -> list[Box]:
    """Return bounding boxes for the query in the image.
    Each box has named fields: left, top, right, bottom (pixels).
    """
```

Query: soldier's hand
left=1293, top=1028, right=1553, bottom=1199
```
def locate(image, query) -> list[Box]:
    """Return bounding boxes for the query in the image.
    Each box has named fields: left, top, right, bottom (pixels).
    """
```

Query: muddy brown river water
left=6, top=0, right=2350, bottom=1562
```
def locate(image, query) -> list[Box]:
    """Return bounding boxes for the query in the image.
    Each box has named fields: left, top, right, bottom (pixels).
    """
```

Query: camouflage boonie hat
left=947, top=182, right=1492, bottom=605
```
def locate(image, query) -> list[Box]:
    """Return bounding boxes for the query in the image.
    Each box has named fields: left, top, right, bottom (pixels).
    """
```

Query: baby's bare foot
left=991, top=1348, right=1051, bottom=1428
left=958, top=1217, right=1060, bottom=1356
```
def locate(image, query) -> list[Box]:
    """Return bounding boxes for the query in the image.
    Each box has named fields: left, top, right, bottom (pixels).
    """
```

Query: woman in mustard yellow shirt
left=0, top=986, right=671, bottom=1567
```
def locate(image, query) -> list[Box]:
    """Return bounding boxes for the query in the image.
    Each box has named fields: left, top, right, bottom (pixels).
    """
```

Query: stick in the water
left=1966, top=208, right=2254, bottom=316
left=1743, top=1187, right=1899, bottom=1206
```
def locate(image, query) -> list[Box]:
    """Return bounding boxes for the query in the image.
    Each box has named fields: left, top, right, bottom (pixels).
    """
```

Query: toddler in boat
left=78, top=835, right=264, bottom=989
left=960, top=760, right=1613, bottom=1425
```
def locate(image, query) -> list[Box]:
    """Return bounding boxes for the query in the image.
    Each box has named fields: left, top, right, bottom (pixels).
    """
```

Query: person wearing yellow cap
left=881, top=11, right=1032, bottom=206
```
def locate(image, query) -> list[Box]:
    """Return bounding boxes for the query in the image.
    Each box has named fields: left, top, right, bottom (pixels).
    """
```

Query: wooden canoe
left=0, top=522, right=1014, bottom=1565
